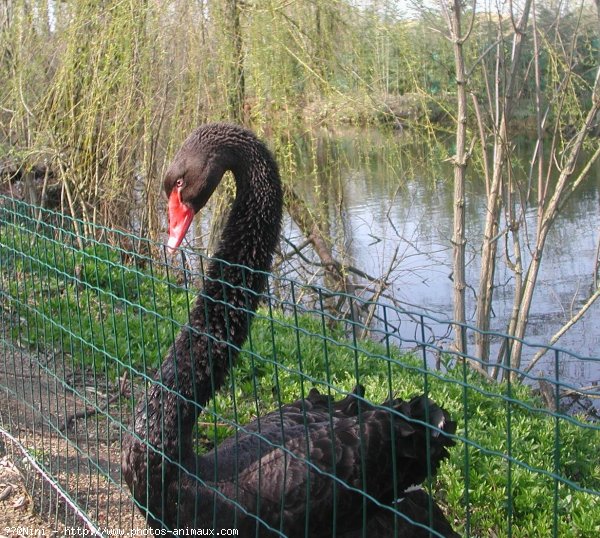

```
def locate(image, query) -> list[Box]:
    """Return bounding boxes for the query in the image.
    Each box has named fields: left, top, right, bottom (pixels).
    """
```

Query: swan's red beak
left=167, top=189, right=195, bottom=253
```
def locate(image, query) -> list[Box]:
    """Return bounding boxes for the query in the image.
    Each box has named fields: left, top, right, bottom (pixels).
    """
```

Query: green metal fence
left=0, top=195, right=598, bottom=537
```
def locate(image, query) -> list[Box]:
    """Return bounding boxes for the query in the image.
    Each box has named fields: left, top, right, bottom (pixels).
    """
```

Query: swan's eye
left=176, top=178, right=184, bottom=188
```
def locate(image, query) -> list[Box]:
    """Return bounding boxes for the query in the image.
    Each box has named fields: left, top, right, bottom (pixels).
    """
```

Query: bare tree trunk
left=475, top=0, right=533, bottom=363
left=446, top=0, right=472, bottom=355
left=227, top=0, right=245, bottom=123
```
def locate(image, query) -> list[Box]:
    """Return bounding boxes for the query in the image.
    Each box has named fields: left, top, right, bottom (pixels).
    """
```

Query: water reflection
left=288, top=127, right=600, bottom=387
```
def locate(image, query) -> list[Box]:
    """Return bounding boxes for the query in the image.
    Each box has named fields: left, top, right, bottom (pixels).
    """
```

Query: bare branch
left=522, top=289, right=600, bottom=378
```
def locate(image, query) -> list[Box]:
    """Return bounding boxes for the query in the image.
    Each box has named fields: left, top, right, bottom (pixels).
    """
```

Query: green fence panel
left=0, top=195, right=598, bottom=537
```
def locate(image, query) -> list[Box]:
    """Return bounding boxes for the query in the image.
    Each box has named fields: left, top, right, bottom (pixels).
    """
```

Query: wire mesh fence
left=0, top=194, right=599, bottom=537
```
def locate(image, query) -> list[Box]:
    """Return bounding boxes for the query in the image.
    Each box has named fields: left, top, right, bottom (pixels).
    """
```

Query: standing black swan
left=121, top=123, right=458, bottom=537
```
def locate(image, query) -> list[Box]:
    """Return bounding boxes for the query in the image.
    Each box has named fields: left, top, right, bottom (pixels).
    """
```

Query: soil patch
left=0, top=335, right=146, bottom=534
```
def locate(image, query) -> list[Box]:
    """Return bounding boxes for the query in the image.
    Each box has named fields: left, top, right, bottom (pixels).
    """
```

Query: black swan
left=121, top=123, right=458, bottom=537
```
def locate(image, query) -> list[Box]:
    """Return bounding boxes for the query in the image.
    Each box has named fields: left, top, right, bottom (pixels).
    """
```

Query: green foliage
left=0, top=216, right=191, bottom=376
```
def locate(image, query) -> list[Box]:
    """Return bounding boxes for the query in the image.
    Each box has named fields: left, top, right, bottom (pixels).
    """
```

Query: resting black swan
left=121, top=123, right=458, bottom=537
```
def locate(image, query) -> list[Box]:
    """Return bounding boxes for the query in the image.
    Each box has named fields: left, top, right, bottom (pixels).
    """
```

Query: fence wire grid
left=0, top=195, right=599, bottom=537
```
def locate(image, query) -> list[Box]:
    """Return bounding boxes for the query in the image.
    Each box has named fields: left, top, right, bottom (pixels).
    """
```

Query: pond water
left=284, top=127, right=600, bottom=389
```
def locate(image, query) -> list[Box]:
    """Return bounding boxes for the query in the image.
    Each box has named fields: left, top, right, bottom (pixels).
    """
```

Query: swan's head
left=163, top=128, right=231, bottom=252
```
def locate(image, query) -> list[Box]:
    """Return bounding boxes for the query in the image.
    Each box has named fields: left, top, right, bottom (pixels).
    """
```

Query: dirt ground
left=0, top=453, right=58, bottom=537
left=0, top=335, right=147, bottom=535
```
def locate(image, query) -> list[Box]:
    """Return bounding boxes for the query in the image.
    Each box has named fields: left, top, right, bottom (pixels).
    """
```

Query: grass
left=1, top=218, right=599, bottom=537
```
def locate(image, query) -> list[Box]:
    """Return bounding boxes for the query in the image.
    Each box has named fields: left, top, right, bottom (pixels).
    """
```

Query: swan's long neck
left=136, top=142, right=282, bottom=460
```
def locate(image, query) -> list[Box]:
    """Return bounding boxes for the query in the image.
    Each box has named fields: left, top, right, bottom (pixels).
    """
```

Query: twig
left=280, top=236, right=383, bottom=284
left=559, top=383, right=600, bottom=400
left=594, top=227, right=600, bottom=289
left=197, top=421, right=234, bottom=428
left=536, top=379, right=600, bottom=415
left=459, top=357, right=498, bottom=383
left=521, top=288, right=600, bottom=379
left=59, top=372, right=129, bottom=432
left=360, top=246, right=398, bottom=339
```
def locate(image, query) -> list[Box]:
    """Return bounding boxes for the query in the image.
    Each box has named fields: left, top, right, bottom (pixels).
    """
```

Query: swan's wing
left=206, top=416, right=364, bottom=534
left=204, top=398, right=453, bottom=536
